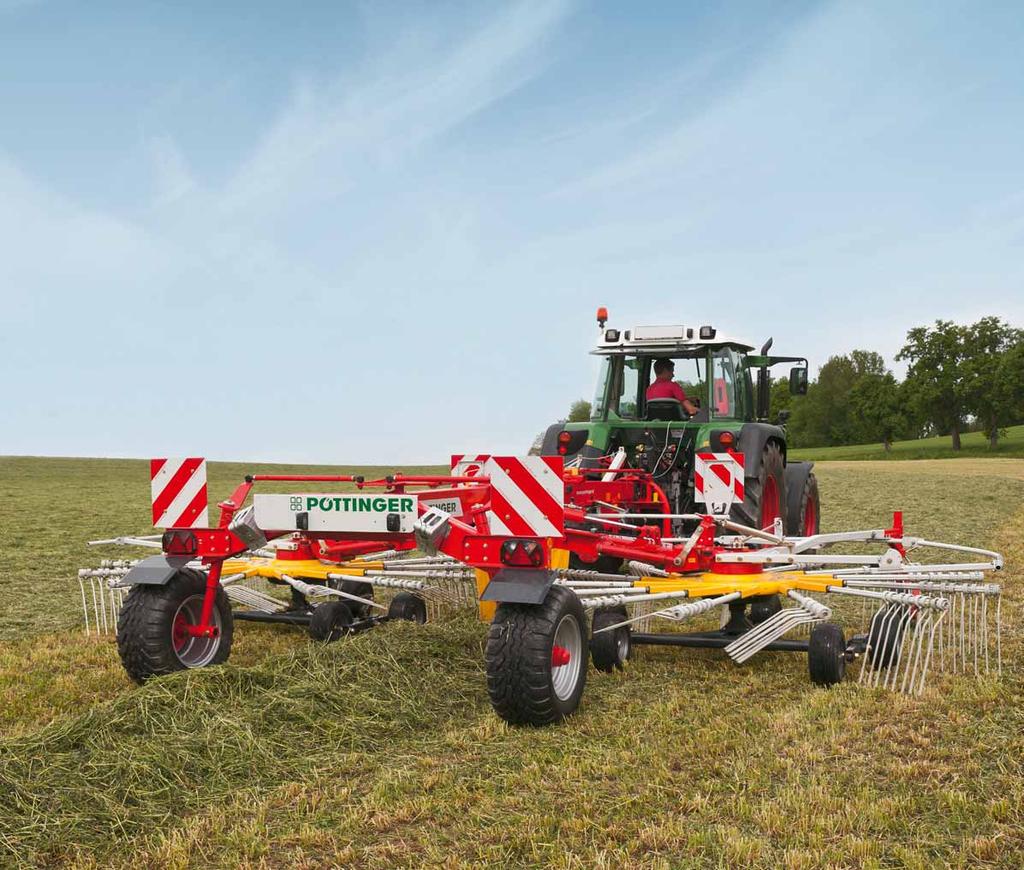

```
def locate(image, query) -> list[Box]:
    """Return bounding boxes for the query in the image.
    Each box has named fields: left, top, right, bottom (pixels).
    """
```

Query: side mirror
left=789, top=366, right=808, bottom=395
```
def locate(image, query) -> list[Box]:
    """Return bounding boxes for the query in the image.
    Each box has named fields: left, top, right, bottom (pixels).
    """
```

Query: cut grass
left=0, top=457, right=1021, bottom=867
left=790, top=423, right=1024, bottom=461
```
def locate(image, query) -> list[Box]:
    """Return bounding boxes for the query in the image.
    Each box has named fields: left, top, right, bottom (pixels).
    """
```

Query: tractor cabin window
left=711, top=347, right=740, bottom=419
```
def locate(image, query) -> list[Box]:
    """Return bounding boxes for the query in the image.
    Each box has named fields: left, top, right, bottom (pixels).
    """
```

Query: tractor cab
left=540, top=309, right=818, bottom=538
left=590, top=324, right=757, bottom=425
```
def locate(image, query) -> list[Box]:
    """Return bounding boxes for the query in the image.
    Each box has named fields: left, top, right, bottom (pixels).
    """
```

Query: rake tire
left=590, top=607, right=631, bottom=672
left=749, top=594, right=782, bottom=626
left=866, top=608, right=906, bottom=670
left=388, top=592, right=427, bottom=624
left=117, top=568, right=233, bottom=684
left=309, top=601, right=354, bottom=642
left=808, top=622, right=846, bottom=687
left=334, top=579, right=375, bottom=618
left=485, top=585, right=588, bottom=726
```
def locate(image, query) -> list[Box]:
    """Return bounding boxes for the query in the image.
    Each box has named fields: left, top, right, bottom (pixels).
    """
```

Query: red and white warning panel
left=694, top=452, right=744, bottom=516
left=481, top=455, right=564, bottom=537
left=151, top=458, right=209, bottom=528
left=451, top=454, right=490, bottom=477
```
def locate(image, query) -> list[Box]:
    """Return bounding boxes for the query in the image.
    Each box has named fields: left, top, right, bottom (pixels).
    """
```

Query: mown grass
left=0, top=456, right=1021, bottom=867
left=790, top=423, right=1024, bottom=461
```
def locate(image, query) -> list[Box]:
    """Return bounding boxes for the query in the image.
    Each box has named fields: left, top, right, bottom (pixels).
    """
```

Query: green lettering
left=358, top=497, right=372, bottom=511
left=319, top=497, right=332, bottom=511
left=401, top=498, right=414, bottom=512
left=387, top=497, right=400, bottom=512
left=342, top=497, right=352, bottom=510
left=333, top=498, right=343, bottom=511
left=372, top=497, right=387, bottom=511
left=306, top=497, right=317, bottom=510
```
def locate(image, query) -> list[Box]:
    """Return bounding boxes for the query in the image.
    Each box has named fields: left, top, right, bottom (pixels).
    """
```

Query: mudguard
left=736, top=423, right=787, bottom=478
left=111, top=555, right=193, bottom=588
left=480, top=568, right=556, bottom=604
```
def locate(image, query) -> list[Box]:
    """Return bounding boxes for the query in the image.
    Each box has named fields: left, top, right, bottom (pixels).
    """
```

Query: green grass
left=0, top=456, right=1022, bottom=867
left=790, top=423, right=1024, bottom=461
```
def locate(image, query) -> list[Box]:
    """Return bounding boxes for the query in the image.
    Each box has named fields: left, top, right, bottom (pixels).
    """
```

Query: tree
left=567, top=399, right=591, bottom=422
left=897, top=321, right=968, bottom=450
left=848, top=372, right=906, bottom=451
left=961, top=317, right=1024, bottom=449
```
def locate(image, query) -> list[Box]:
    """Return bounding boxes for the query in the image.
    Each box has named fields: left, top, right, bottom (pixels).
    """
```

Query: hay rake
left=77, top=454, right=1003, bottom=726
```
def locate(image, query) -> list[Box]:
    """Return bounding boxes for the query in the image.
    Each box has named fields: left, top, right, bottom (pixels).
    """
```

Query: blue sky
left=2, top=0, right=1022, bottom=463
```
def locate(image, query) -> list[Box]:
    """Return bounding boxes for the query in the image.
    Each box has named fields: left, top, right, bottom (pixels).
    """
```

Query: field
left=1, top=455, right=1022, bottom=868
left=790, top=423, right=1024, bottom=461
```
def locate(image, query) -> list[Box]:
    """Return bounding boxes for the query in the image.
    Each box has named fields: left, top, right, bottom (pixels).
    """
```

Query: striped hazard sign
left=150, top=457, right=209, bottom=529
left=480, top=456, right=564, bottom=537
left=451, top=454, right=490, bottom=478
left=694, top=452, right=744, bottom=516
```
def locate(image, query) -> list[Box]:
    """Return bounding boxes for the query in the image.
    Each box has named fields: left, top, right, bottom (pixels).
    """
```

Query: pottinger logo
left=301, top=496, right=415, bottom=513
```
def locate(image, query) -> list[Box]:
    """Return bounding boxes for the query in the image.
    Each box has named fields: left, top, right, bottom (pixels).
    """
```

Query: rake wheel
left=333, top=578, right=375, bottom=618
left=486, top=586, right=588, bottom=726
left=309, top=601, right=354, bottom=642
left=808, top=622, right=846, bottom=686
left=866, top=608, right=906, bottom=670
left=117, top=568, right=234, bottom=683
left=748, top=594, right=782, bottom=626
left=388, top=592, right=427, bottom=624
left=590, top=607, right=630, bottom=672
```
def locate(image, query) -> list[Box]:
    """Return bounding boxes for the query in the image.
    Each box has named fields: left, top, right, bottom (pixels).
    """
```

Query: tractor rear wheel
left=792, top=472, right=820, bottom=536
left=117, top=568, right=234, bottom=683
left=808, top=623, right=846, bottom=686
left=485, top=586, right=588, bottom=726
left=753, top=442, right=787, bottom=532
left=590, top=607, right=631, bottom=672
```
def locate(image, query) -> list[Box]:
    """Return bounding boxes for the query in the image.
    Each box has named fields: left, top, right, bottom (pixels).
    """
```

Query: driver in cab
left=646, top=358, right=698, bottom=416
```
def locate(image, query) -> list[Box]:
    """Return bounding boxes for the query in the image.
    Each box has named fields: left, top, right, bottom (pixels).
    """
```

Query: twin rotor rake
left=76, top=457, right=1005, bottom=725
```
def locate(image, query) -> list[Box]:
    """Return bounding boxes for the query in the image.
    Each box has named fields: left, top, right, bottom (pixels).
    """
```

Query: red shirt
left=646, top=379, right=688, bottom=403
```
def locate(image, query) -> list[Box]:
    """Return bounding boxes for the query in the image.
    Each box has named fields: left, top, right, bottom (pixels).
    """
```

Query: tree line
left=772, top=317, right=1024, bottom=450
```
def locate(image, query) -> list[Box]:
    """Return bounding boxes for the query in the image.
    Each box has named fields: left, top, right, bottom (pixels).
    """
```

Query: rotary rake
left=79, top=454, right=1004, bottom=726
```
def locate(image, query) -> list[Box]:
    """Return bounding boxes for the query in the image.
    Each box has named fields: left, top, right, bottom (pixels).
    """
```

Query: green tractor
left=540, top=309, right=819, bottom=540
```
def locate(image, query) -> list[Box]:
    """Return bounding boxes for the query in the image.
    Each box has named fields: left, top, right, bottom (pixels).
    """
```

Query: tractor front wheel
left=117, top=568, right=234, bottom=683
left=793, top=472, right=820, bottom=536
left=485, top=586, right=588, bottom=726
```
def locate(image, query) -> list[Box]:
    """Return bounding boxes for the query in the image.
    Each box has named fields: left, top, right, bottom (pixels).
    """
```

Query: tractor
left=539, top=308, right=819, bottom=550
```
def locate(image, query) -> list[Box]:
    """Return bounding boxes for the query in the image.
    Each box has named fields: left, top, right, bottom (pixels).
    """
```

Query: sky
left=1, top=0, right=1022, bottom=464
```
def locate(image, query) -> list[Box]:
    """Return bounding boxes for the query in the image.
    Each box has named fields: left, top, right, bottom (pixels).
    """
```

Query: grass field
left=1, top=456, right=1022, bottom=868
left=790, top=423, right=1024, bottom=461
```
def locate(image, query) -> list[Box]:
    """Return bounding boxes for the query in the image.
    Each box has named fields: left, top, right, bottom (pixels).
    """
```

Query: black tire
left=388, top=592, right=427, bottom=624
left=333, top=579, right=375, bottom=618
left=791, top=472, right=820, bottom=536
left=737, top=441, right=787, bottom=533
left=485, top=585, right=588, bottom=726
left=117, top=568, right=234, bottom=683
left=748, top=594, right=782, bottom=626
left=866, top=607, right=906, bottom=669
left=808, top=622, right=846, bottom=686
left=590, top=608, right=631, bottom=672
left=308, top=601, right=354, bottom=642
